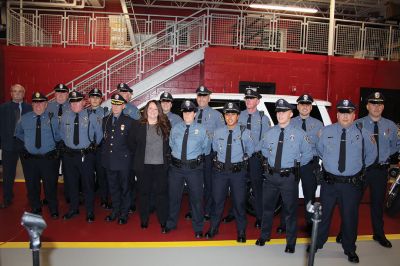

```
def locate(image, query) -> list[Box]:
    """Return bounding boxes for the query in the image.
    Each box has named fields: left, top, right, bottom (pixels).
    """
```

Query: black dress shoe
left=118, top=216, right=128, bottom=225
left=204, top=214, right=211, bottom=221
left=195, top=232, right=203, bottom=239
left=51, top=212, right=59, bottom=220
left=162, top=227, right=175, bottom=234
left=128, top=205, right=136, bottom=214
left=284, top=245, right=295, bottom=253
left=276, top=226, right=286, bottom=234
left=141, top=221, right=149, bottom=229
left=237, top=231, right=246, bottom=243
left=306, top=245, right=321, bottom=253
left=32, top=208, right=42, bottom=215
left=222, top=214, right=235, bottom=223
left=100, top=201, right=112, bottom=210
left=63, top=210, right=79, bottom=220
left=86, top=212, right=95, bottom=223
left=105, top=213, right=117, bottom=222
left=336, top=232, right=342, bottom=244
left=255, top=238, right=270, bottom=246
left=184, top=211, right=192, bottom=220
left=254, top=219, right=262, bottom=229
left=0, top=202, right=10, bottom=209
left=373, top=235, right=392, bottom=248
left=205, top=228, right=218, bottom=239
left=344, top=251, right=359, bottom=263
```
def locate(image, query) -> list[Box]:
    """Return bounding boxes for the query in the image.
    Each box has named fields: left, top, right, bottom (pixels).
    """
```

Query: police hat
left=31, top=92, right=48, bottom=102
left=160, top=92, right=173, bottom=102
left=110, top=93, right=127, bottom=105
left=196, top=85, right=212, bottom=96
left=69, top=90, right=84, bottom=102
left=54, top=83, right=69, bottom=93
left=336, top=99, right=356, bottom=113
left=180, top=100, right=197, bottom=112
left=223, top=102, right=240, bottom=114
left=117, top=83, right=133, bottom=93
left=297, top=94, right=314, bottom=104
left=244, top=87, right=261, bottom=99
left=88, top=88, right=102, bottom=98
left=275, top=98, right=294, bottom=112
left=367, top=92, right=385, bottom=104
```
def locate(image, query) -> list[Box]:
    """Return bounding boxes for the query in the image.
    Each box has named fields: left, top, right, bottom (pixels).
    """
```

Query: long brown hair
left=140, top=100, right=171, bottom=140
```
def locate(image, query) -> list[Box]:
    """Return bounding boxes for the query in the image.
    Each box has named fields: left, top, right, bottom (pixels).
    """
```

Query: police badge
left=343, top=100, right=349, bottom=106
left=121, top=124, right=125, bottom=131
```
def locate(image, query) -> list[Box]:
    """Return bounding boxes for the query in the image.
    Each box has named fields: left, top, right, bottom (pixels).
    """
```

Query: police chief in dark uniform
left=0, top=84, right=32, bottom=208
left=102, top=94, right=135, bottom=225
left=316, top=99, right=377, bottom=263
left=256, top=99, right=313, bottom=253
left=15, top=92, right=60, bottom=218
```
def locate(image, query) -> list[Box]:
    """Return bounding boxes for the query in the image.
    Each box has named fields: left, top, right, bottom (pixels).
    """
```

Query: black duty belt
left=25, top=150, right=59, bottom=160
left=213, top=160, right=246, bottom=173
left=324, top=171, right=362, bottom=185
left=64, top=146, right=93, bottom=156
left=269, top=167, right=294, bottom=177
left=171, top=156, right=204, bottom=169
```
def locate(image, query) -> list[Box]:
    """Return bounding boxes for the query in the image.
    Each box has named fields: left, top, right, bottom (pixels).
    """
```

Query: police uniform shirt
left=60, top=110, right=103, bottom=149
left=89, top=106, right=109, bottom=118
left=15, top=111, right=60, bottom=155
left=195, top=106, right=225, bottom=135
left=213, top=125, right=255, bottom=163
left=238, top=109, right=271, bottom=150
left=166, top=112, right=183, bottom=127
left=356, top=116, right=399, bottom=163
left=291, top=116, right=323, bottom=156
left=47, top=101, right=71, bottom=118
left=259, top=123, right=313, bottom=168
left=123, top=103, right=140, bottom=120
left=317, top=123, right=377, bottom=176
left=170, top=122, right=209, bottom=160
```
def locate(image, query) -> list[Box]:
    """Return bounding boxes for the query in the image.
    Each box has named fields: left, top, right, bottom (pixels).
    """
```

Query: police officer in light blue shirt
left=117, top=83, right=140, bottom=120
left=290, top=94, right=323, bottom=233
left=256, top=99, right=313, bottom=254
left=160, top=92, right=183, bottom=127
left=60, top=90, right=103, bottom=223
left=354, top=92, right=399, bottom=248
left=47, top=83, right=71, bottom=124
left=205, top=102, right=254, bottom=243
left=163, top=100, right=209, bottom=238
left=15, top=92, right=60, bottom=218
left=316, top=99, right=377, bottom=264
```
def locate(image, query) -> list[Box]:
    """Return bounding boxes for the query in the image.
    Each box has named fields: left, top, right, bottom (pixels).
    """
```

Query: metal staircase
left=53, top=9, right=208, bottom=104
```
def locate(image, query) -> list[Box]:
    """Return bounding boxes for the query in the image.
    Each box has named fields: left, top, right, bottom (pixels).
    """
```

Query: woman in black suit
left=128, top=100, right=171, bottom=230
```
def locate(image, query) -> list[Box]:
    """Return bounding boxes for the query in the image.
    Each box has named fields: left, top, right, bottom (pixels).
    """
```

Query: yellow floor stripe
left=2, top=234, right=400, bottom=249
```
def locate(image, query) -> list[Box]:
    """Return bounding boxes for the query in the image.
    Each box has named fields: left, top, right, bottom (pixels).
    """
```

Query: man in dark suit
left=0, top=84, right=32, bottom=208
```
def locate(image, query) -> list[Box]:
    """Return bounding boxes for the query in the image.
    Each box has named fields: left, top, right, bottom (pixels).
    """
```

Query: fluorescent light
left=249, top=4, right=318, bottom=14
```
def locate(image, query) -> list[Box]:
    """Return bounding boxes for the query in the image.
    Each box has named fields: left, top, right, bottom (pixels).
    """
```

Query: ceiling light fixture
left=249, top=4, right=318, bottom=14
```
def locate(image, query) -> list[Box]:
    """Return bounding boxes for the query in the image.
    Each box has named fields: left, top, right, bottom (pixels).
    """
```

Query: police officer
left=0, top=84, right=32, bottom=208
left=315, top=99, right=377, bottom=263
left=60, top=90, right=103, bottom=222
left=102, top=94, right=135, bottom=225
left=355, top=92, right=399, bottom=248
left=47, top=83, right=71, bottom=123
left=88, top=88, right=111, bottom=209
left=163, top=100, right=209, bottom=238
left=205, top=102, right=254, bottom=243
left=117, top=83, right=140, bottom=120
left=255, top=99, right=313, bottom=254
left=291, top=94, right=323, bottom=233
left=160, top=91, right=183, bottom=127
left=15, top=92, right=60, bottom=217
left=190, top=85, right=225, bottom=220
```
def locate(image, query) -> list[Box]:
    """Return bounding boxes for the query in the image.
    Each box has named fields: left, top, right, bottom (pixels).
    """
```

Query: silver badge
left=374, top=92, right=380, bottom=99
left=343, top=100, right=349, bottom=106
left=303, top=95, right=308, bottom=100
left=228, top=102, right=233, bottom=109
left=200, top=86, right=204, bottom=92
left=185, top=100, right=190, bottom=107
left=115, top=94, right=120, bottom=100
left=72, top=91, right=76, bottom=97
left=121, top=124, right=125, bottom=131
left=246, top=89, right=251, bottom=95
left=279, top=99, right=284, bottom=105
left=194, top=129, right=199, bottom=135
left=94, top=88, right=98, bottom=93
left=59, top=84, right=63, bottom=89
left=35, top=92, right=40, bottom=98
left=119, top=83, right=124, bottom=88
left=163, top=92, right=168, bottom=97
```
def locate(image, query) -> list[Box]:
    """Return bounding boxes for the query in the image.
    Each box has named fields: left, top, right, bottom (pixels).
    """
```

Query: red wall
left=0, top=45, right=120, bottom=102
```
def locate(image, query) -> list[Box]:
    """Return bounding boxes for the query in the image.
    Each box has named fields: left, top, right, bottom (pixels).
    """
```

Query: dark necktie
left=274, top=128, right=285, bottom=170
left=15, top=103, right=21, bottom=122
left=225, top=130, right=233, bottom=169
left=73, top=113, right=80, bottom=145
left=302, top=119, right=307, bottom=131
left=58, top=104, right=63, bottom=117
left=35, top=115, right=41, bottom=149
left=338, top=128, right=346, bottom=173
left=247, top=114, right=252, bottom=130
left=197, top=109, right=203, bottom=124
left=181, top=125, right=190, bottom=162
left=374, top=121, right=379, bottom=164
left=112, top=116, right=117, bottom=126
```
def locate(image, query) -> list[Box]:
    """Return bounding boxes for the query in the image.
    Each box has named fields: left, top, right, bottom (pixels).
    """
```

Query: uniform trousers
left=260, top=172, right=298, bottom=246
left=364, top=166, right=388, bottom=237
left=317, top=182, right=362, bottom=253
left=211, top=169, right=247, bottom=232
left=63, top=152, right=96, bottom=213
left=249, top=156, right=264, bottom=220
left=300, top=161, right=318, bottom=225
left=106, top=168, right=130, bottom=217
left=1, top=150, right=19, bottom=203
left=94, top=149, right=108, bottom=201
left=21, top=156, right=59, bottom=212
left=203, top=153, right=214, bottom=215
left=167, top=165, right=204, bottom=232
left=137, top=164, right=168, bottom=225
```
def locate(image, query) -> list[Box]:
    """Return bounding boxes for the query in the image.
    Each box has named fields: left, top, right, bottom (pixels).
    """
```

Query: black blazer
left=127, top=120, right=170, bottom=175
